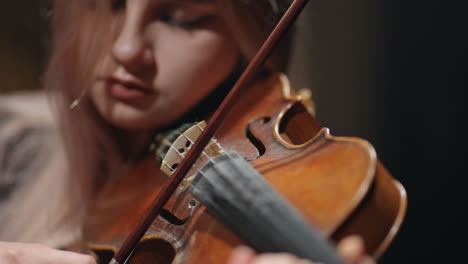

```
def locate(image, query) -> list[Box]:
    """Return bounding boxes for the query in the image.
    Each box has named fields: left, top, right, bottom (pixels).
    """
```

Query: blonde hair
left=217, top=0, right=293, bottom=71
left=0, top=1, right=124, bottom=247
left=44, top=0, right=124, bottom=246
left=1, top=0, right=295, bottom=248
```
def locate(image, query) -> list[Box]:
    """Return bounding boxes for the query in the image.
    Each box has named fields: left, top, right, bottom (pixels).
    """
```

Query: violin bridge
left=160, top=121, right=224, bottom=190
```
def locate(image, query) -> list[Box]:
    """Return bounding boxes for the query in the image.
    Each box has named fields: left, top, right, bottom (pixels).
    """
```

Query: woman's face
left=89, top=0, right=239, bottom=131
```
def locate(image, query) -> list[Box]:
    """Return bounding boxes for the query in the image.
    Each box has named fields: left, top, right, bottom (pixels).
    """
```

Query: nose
left=112, top=17, right=155, bottom=73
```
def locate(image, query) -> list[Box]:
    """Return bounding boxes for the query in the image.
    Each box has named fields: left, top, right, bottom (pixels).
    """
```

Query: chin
left=110, top=117, right=155, bottom=131
left=107, top=112, right=162, bottom=131
left=93, top=95, right=184, bottom=131
left=97, top=104, right=160, bottom=131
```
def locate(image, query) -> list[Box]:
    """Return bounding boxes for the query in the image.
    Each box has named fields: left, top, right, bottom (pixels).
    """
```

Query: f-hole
left=278, top=102, right=321, bottom=146
left=159, top=200, right=196, bottom=226
left=130, top=238, right=176, bottom=264
left=245, top=117, right=270, bottom=160
left=91, top=239, right=176, bottom=264
left=91, top=248, right=115, bottom=264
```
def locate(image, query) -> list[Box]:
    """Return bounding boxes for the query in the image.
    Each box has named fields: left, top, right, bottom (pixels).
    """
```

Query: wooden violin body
left=84, top=74, right=407, bottom=264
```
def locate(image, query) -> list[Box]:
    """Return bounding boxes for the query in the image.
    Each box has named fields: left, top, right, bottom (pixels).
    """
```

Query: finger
left=358, top=256, right=375, bottom=264
left=45, top=249, right=96, bottom=264
left=337, top=235, right=366, bottom=263
left=2, top=243, right=96, bottom=264
left=251, top=253, right=315, bottom=264
left=32, top=245, right=96, bottom=264
left=227, top=246, right=256, bottom=264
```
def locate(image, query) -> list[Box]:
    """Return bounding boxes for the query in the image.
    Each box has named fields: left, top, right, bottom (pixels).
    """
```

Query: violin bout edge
left=330, top=160, right=407, bottom=259
left=310, top=129, right=407, bottom=258
left=266, top=124, right=407, bottom=258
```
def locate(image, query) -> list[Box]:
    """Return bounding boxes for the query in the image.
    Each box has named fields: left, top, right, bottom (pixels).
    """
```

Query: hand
left=227, top=235, right=375, bottom=264
left=0, top=241, right=96, bottom=264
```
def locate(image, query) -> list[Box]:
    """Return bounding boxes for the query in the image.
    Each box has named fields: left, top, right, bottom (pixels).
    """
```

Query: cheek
left=199, top=34, right=238, bottom=82
left=154, top=27, right=240, bottom=117
left=156, top=29, right=239, bottom=101
left=88, top=82, right=112, bottom=122
left=88, top=26, right=240, bottom=131
left=199, top=32, right=238, bottom=75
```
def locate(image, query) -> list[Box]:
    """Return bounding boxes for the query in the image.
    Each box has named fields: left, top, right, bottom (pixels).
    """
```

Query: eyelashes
left=111, top=0, right=125, bottom=10
left=160, top=14, right=216, bottom=29
left=110, top=0, right=216, bottom=30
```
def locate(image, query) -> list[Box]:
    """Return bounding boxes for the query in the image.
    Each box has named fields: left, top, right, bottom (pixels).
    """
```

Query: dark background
left=1, top=1, right=466, bottom=263
left=292, top=1, right=467, bottom=263
left=0, top=1, right=48, bottom=94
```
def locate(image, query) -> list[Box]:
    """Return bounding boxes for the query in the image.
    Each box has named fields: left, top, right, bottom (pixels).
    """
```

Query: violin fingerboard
left=190, top=151, right=344, bottom=264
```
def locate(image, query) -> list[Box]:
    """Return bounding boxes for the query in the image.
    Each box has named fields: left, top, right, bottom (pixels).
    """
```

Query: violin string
left=191, top=124, right=269, bottom=226
left=191, top=123, right=240, bottom=170
left=184, top=126, right=305, bottom=254
left=165, top=125, right=278, bottom=252
left=192, top=124, right=240, bottom=165
left=110, top=0, right=321, bottom=262
left=161, top=122, right=239, bottom=193
left=188, top=125, right=262, bottom=236
left=162, top=155, right=209, bottom=190
left=167, top=131, right=240, bottom=195
left=161, top=160, right=176, bottom=173
left=181, top=134, right=212, bottom=160
left=181, top=126, right=240, bottom=172
left=168, top=144, right=211, bottom=174
left=194, top=123, right=226, bottom=151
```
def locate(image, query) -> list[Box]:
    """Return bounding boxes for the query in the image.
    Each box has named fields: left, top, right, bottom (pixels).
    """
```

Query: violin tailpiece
left=190, top=151, right=344, bottom=264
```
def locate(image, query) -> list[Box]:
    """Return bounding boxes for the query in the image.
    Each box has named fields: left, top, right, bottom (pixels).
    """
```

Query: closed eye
left=160, top=14, right=216, bottom=29
left=111, top=0, right=125, bottom=11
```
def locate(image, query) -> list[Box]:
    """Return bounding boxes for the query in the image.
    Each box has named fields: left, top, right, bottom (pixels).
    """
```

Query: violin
left=84, top=73, right=406, bottom=264
left=83, top=1, right=407, bottom=263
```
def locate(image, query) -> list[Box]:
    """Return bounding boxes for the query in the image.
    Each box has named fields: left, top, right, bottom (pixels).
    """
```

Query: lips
left=106, top=76, right=154, bottom=100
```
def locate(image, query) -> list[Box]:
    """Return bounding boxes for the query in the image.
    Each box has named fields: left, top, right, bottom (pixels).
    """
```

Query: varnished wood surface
left=84, top=74, right=406, bottom=264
